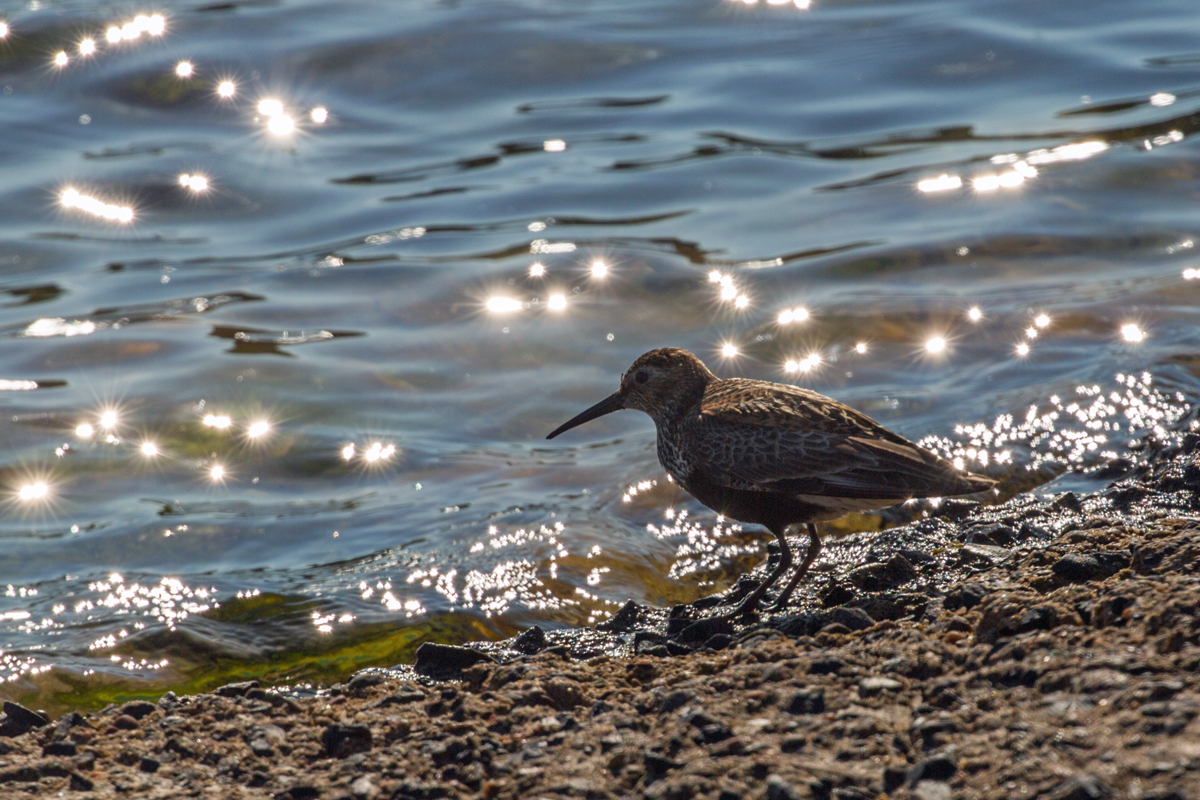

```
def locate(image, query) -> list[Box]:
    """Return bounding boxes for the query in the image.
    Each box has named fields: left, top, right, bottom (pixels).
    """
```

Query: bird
left=547, top=347, right=994, bottom=618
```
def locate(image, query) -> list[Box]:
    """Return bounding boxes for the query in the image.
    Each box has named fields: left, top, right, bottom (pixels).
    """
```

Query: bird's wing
left=687, top=380, right=987, bottom=499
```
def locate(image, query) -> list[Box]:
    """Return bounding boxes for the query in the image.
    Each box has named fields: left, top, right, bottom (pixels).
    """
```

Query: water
left=2, top=0, right=1199, bottom=710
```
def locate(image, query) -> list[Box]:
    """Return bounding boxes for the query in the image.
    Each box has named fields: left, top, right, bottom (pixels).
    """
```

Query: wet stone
left=883, top=767, right=907, bottom=793
left=598, top=599, right=642, bottom=632
left=785, top=689, right=825, bottom=715
left=677, top=616, right=733, bottom=645
left=847, top=555, right=917, bottom=592
left=943, top=582, right=989, bottom=611
left=345, top=671, right=387, bottom=695
left=215, top=680, right=259, bottom=698
left=848, top=592, right=927, bottom=622
left=965, top=523, right=1016, bottom=546
left=643, top=751, right=680, bottom=784
left=0, top=701, right=49, bottom=736
left=121, top=700, right=157, bottom=720
left=703, top=633, right=734, bottom=651
left=323, top=723, right=372, bottom=758
left=69, top=772, right=94, bottom=792
left=112, top=714, right=140, bottom=730
left=55, top=711, right=86, bottom=734
left=511, top=625, right=547, bottom=655
left=774, top=607, right=872, bottom=638
left=413, top=642, right=494, bottom=678
left=659, top=690, right=695, bottom=714
left=808, top=657, right=847, bottom=676
left=43, top=741, right=77, bottom=756
left=907, top=755, right=958, bottom=784
left=139, top=755, right=160, bottom=773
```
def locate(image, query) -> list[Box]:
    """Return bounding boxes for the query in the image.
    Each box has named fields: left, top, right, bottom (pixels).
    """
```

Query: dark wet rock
left=703, top=632, right=734, bottom=650
left=848, top=592, right=928, bottom=621
left=512, top=625, right=547, bottom=654
left=808, top=656, right=847, bottom=675
left=54, top=711, right=86, bottom=736
left=636, top=640, right=670, bottom=657
left=139, top=755, right=160, bottom=773
left=883, top=766, right=907, bottom=793
left=660, top=689, right=695, bottom=714
left=112, top=714, right=139, bottom=730
left=597, top=599, right=643, bottom=633
left=774, top=606, right=873, bottom=637
left=69, top=772, right=94, bottom=791
left=785, top=689, right=824, bottom=715
left=1132, top=532, right=1200, bottom=574
left=121, top=700, right=158, bottom=720
left=965, top=522, right=1016, bottom=546
left=391, top=781, right=450, bottom=799
left=413, top=642, right=493, bottom=678
left=677, top=616, right=733, bottom=645
left=643, top=750, right=680, bottom=784
left=346, top=671, right=388, bottom=695
left=848, top=555, right=917, bottom=592
left=42, top=741, right=76, bottom=756
left=322, top=723, right=372, bottom=758
left=907, top=755, right=957, bottom=784
left=943, top=582, right=989, bottom=611
left=275, top=786, right=322, bottom=800
left=819, top=581, right=857, bottom=608
left=215, top=680, right=260, bottom=698
left=958, top=542, right=1013, bottom=567
left=0, top=701, right=49, bottom=736
left=1054, top=552, right=1102, bottom=582
left=911, top=717, right=957, bottom=749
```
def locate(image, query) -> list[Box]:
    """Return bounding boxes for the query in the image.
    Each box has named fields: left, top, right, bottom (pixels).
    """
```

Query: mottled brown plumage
left=547, top=347, right=994, bottom=617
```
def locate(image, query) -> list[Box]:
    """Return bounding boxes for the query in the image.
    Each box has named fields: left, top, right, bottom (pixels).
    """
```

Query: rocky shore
left=3, top=437, right=1200, bottom=799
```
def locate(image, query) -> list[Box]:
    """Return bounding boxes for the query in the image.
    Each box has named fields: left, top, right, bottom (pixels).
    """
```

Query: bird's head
left=546, top=348, right=714, bottom=438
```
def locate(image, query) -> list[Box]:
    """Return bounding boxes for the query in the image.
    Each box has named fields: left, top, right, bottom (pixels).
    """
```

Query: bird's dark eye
left=635, top=371, right=649, bottom=385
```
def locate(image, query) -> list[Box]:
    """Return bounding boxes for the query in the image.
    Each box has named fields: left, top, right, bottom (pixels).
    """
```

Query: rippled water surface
left=2, top=0, right=1200, bottom=709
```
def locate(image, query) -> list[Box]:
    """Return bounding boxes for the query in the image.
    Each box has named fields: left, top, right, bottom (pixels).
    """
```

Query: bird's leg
left=725, top=523, right=792, bottom=618
left=768, top=523, right=821, bottom=612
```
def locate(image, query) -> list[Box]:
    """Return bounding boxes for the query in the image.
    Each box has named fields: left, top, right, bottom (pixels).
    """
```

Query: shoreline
left=1, top=439, right=1199, bottom=798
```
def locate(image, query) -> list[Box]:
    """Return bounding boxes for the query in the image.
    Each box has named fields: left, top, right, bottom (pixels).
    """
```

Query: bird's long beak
left=546, top=392, right=625, bottom=439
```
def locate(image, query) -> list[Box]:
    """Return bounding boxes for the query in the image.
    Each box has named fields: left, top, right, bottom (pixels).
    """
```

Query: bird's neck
left=647, top=376, right=711, bottom=429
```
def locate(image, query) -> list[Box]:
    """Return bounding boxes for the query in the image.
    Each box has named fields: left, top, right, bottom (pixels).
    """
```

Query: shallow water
left=1, top=0, right=1200, bottom=710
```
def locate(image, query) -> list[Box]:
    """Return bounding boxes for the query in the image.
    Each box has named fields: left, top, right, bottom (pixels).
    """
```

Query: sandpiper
left=547, top=347, right=994, bottom=617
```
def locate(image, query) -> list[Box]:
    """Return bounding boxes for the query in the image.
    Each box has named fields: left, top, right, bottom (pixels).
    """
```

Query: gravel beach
left=3, top=437, right=1200, bottom=799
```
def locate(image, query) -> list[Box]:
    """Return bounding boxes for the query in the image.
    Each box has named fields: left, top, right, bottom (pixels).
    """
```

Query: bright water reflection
left=0, top=0, right=1199, bottom=706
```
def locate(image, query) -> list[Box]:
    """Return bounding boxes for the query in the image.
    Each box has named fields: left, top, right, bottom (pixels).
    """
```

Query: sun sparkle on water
left=18, top=483, right=49, bottom=502
left=1121, top=324, right=1145, bottom=343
